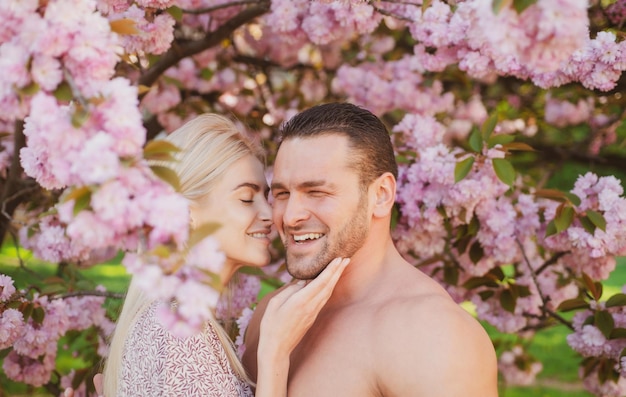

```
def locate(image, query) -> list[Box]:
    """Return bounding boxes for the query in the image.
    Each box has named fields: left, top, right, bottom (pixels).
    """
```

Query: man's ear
left=371, top=172, right=396, bottom=218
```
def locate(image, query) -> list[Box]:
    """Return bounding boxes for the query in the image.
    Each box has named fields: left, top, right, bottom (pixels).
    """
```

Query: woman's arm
left=254, top=257, right=350, bottom=397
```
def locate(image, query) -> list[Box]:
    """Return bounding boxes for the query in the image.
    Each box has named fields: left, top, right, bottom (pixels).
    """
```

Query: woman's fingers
left=270, top=257, right=350, bottom=309
left=259, top=257, right=351, bottom=357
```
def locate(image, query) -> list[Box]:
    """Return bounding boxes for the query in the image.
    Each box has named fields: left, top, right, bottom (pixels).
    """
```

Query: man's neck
left=323, top=235, right=399, bottom=309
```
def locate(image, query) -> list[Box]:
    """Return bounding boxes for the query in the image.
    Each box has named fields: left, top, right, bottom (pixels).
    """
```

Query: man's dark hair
left=278, top=103, right=398, bottom=187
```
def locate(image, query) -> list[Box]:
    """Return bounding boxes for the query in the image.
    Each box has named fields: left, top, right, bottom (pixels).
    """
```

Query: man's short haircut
left=278, top=103, right=398, bottom=187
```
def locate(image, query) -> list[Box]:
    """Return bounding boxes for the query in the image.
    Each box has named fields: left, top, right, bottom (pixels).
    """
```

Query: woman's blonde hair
left=103, top=114, right=263, bottom=396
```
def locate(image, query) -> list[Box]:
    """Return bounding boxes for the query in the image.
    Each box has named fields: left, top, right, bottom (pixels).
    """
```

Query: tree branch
left=60, top=290, right=125, bottom=299
left=530, top=143, right=626, bottom=171
left=0, top=120, right=29, bottom=245
left=181, top=0, right=261, bottom=14
left=138, top=1, right=270, bottom=88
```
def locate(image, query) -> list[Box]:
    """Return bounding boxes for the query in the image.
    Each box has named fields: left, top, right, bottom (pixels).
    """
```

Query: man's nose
left=282, top=194, right=310, bottom=227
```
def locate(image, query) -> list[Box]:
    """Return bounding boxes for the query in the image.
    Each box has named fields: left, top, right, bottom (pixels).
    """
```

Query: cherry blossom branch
left=0, top=120, right=27, bottom=243
left=516, top=237, right=549, bottom=305
left=181, top=0, right=261, bottom=14
left=516, top=238, right=575, bottom=331
left=368, top=1, right=415, bottom=22
left=530, top=143, right=626, bottom=171
left=521, top=309, right=575, bottom=331
left=139, top=1, right=270, bottom=88
left=60, top=290, right=125, bottom=299
left=534, top=251, right=569, bottom=276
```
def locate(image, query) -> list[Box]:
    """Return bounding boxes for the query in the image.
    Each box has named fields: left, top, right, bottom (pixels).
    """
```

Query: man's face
left=271, top=134, right=370, bottom=279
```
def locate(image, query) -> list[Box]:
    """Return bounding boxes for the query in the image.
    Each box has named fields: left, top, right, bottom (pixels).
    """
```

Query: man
left=242, top=103, right=498, bottom=396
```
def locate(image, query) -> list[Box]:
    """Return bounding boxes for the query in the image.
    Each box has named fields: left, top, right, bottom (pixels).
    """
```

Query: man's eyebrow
left=271, top=180, right=332, bottom=190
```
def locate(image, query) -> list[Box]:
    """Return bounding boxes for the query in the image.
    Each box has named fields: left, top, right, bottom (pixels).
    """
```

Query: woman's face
left=190, top=155, right=272, bottom=282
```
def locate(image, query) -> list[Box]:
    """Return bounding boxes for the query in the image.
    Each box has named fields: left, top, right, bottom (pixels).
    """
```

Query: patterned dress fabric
left=118, top=301, right=253, bottom=396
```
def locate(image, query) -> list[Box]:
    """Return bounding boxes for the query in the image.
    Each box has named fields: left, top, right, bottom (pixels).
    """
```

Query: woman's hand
left=255, top=257, right=350, bottom=397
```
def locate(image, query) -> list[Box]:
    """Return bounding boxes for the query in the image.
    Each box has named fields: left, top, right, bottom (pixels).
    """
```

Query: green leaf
left=586, top=210, right=606, bottom=232
left=143, top=139, right=181, bottom=162
left=443, top=264, right=459, bottom=286
left=463, top=276, right=499, bottom=290
left=468, top=127, right=483, bottom=153
left=606, top=293, right=626, bottom=308
left=595, top=310, right=615, bottom=339
left=19, top=81, right=40, bottom=96
left=491, top=266, right=506, bottom=281
left=54, top=81, right=73, bottom=102
left=487, top=134, right=515, bottom=148
left=468, top=215, right=480, bottom=236
left=492, top=0, right=510, bottom=14
left=554, top=206, right=574, bottom=233
left=62, top=186, right=92, bottom=215
left=454, top=157, right=475, bottom=183
left=71, top=105, right=90, bottom=128
left=150, top=165, right=181, bottom=190
left=40, top=284, right=65, bottom=295
left=579, top=215, right=597, bottom=235
left=73, top=190, right=92, bottom=216
left=583, top=272, right=602, bottom=301
left=454, top=235, right=472, bottom=254
left=200, top=68, right=214, bottom=81
left=610, top=327, right=626, bottom=339
left=500, top=289, right=516, bottom=313
left=75, top=280, right=94, bottom=291
left=563, top=192, right=581, bottom=207
left=557, top=298, right=589, bottom=312
left=188, top=222, right=221, bottom=247
left=238, top=266, right=266, bottom=276
left=513, top=0, right=537, bottom=13
left=501, top=142, right=536, bottom=152
left=166, top=6, right=183, bottom=21
left=469, top=241, right=484, bottom=264
left=616, top=119, right=626, bottom=139
left=515, top=284, right=532, bottom=298
left=492, top=158, right=515, bottom=186
left=32, top=306, right=45, bottom=325
left=481, top=113, right=499, bottom=141
left=22, top=303, right=34, bottom=322
left=479, top=290, right=495, bottom=301
left=545, top=220, right=557, bottom=237
left=63, top=186, right=91, bottom=203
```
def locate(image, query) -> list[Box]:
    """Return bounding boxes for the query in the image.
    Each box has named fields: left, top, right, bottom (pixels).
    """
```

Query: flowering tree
left=1, top=0, right=626, bottom=395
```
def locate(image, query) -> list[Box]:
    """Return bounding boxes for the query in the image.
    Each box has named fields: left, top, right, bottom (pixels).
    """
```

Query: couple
left=99, top=103, right=498, bottom=396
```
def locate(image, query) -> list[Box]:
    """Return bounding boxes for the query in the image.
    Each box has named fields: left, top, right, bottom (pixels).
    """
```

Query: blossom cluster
left=498, top=345, right=543, bottom=386
left=0, top=0, right=230, bottom=386
left=0, top=280, right=112, bottom=387
left=566, top=297, right=626, bottom=397
left=265, top=0, right=381, bottom=45
left=390, top=107, right=626, bottom=388
left=1, top=0, right=625, bottom=395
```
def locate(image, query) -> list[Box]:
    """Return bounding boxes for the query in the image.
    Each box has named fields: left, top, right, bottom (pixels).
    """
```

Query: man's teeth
left=248, top=233, right=267, bottom=238
left=293, top=233, right=323, bottom=242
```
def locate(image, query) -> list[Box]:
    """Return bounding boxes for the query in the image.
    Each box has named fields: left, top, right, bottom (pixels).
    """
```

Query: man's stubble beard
left=285, top=192, right=369, bottom=280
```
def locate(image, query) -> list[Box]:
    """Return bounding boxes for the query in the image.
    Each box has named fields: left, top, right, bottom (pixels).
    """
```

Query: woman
left=100, top=114, right=349, bottom=396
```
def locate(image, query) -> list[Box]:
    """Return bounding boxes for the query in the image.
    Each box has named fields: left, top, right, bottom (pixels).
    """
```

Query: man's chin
left=285, top=258, right=327, bottom=280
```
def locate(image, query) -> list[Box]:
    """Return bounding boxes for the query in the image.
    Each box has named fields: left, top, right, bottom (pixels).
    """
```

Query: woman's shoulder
left=120, top=301, right=253, bottom=396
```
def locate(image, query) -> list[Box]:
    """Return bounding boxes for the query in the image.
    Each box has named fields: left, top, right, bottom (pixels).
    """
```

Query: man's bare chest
left=286, top=314, right=380, bottom=396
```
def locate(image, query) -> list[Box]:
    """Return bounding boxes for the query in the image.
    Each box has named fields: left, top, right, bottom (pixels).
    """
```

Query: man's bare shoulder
left=367, top=269, right=498, bottom=397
